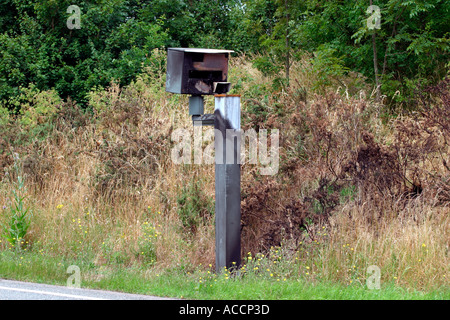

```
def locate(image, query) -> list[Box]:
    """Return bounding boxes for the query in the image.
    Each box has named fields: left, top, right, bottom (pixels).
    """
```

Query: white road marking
left=0, top=285, right=106, bottom=300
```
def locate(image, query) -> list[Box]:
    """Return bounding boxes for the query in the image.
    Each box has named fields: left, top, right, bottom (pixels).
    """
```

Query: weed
left=1, top=152, right=31, bottom=250
left=138, top=218, right=159, bottom=266
left=176, top=179, right=214, bottom=233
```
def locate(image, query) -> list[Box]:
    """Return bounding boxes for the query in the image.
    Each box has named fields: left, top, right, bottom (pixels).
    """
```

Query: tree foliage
left=243, top=0, right=449, bottom=105
left=0, top=0, right=448, bottom=109
left=0, top=0, right=253, bottom=108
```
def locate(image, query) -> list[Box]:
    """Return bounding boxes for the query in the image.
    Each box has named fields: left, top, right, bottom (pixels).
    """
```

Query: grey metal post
left=214, top=94, right=241, bottom=273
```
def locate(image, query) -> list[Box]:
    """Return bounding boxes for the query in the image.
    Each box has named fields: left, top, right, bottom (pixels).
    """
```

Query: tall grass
left=0, top=51, right=448, bottom=295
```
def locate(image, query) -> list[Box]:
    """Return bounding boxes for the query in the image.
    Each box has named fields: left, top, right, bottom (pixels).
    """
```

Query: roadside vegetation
left=0, top=0, right=448, bottom=300
left=0, top=51, right=448, bottom=299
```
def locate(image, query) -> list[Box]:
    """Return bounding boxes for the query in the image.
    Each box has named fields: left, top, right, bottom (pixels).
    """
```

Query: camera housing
left=166, top=48, right=233, bottom=95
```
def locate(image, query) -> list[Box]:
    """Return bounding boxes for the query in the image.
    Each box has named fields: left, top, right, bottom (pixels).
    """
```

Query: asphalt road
left=0, top=279, right=174, bottom=300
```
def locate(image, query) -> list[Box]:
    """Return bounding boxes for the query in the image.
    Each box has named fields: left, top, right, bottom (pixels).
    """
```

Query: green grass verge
left=0, top=250, right=448, bottom=300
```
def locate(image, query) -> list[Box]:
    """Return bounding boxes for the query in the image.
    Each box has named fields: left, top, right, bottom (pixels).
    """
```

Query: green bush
left=176, top=180, right=214, bottom=232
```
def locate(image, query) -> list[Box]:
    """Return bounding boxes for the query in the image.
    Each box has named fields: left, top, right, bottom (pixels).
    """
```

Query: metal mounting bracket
left=192, top=114, right=215, bottom=126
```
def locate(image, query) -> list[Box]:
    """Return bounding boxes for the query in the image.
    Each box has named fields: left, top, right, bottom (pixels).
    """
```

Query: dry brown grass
left=323, top=198, right=449, bottom=290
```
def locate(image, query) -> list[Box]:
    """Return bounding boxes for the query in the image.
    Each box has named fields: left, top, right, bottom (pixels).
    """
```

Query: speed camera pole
left=214, top=94, right=241, bottom=273
left=165, top=48, right=241, bottom=273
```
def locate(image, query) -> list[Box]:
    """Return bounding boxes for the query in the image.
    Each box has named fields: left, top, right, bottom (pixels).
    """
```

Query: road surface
left=0, top=279, right=174, bottom=300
